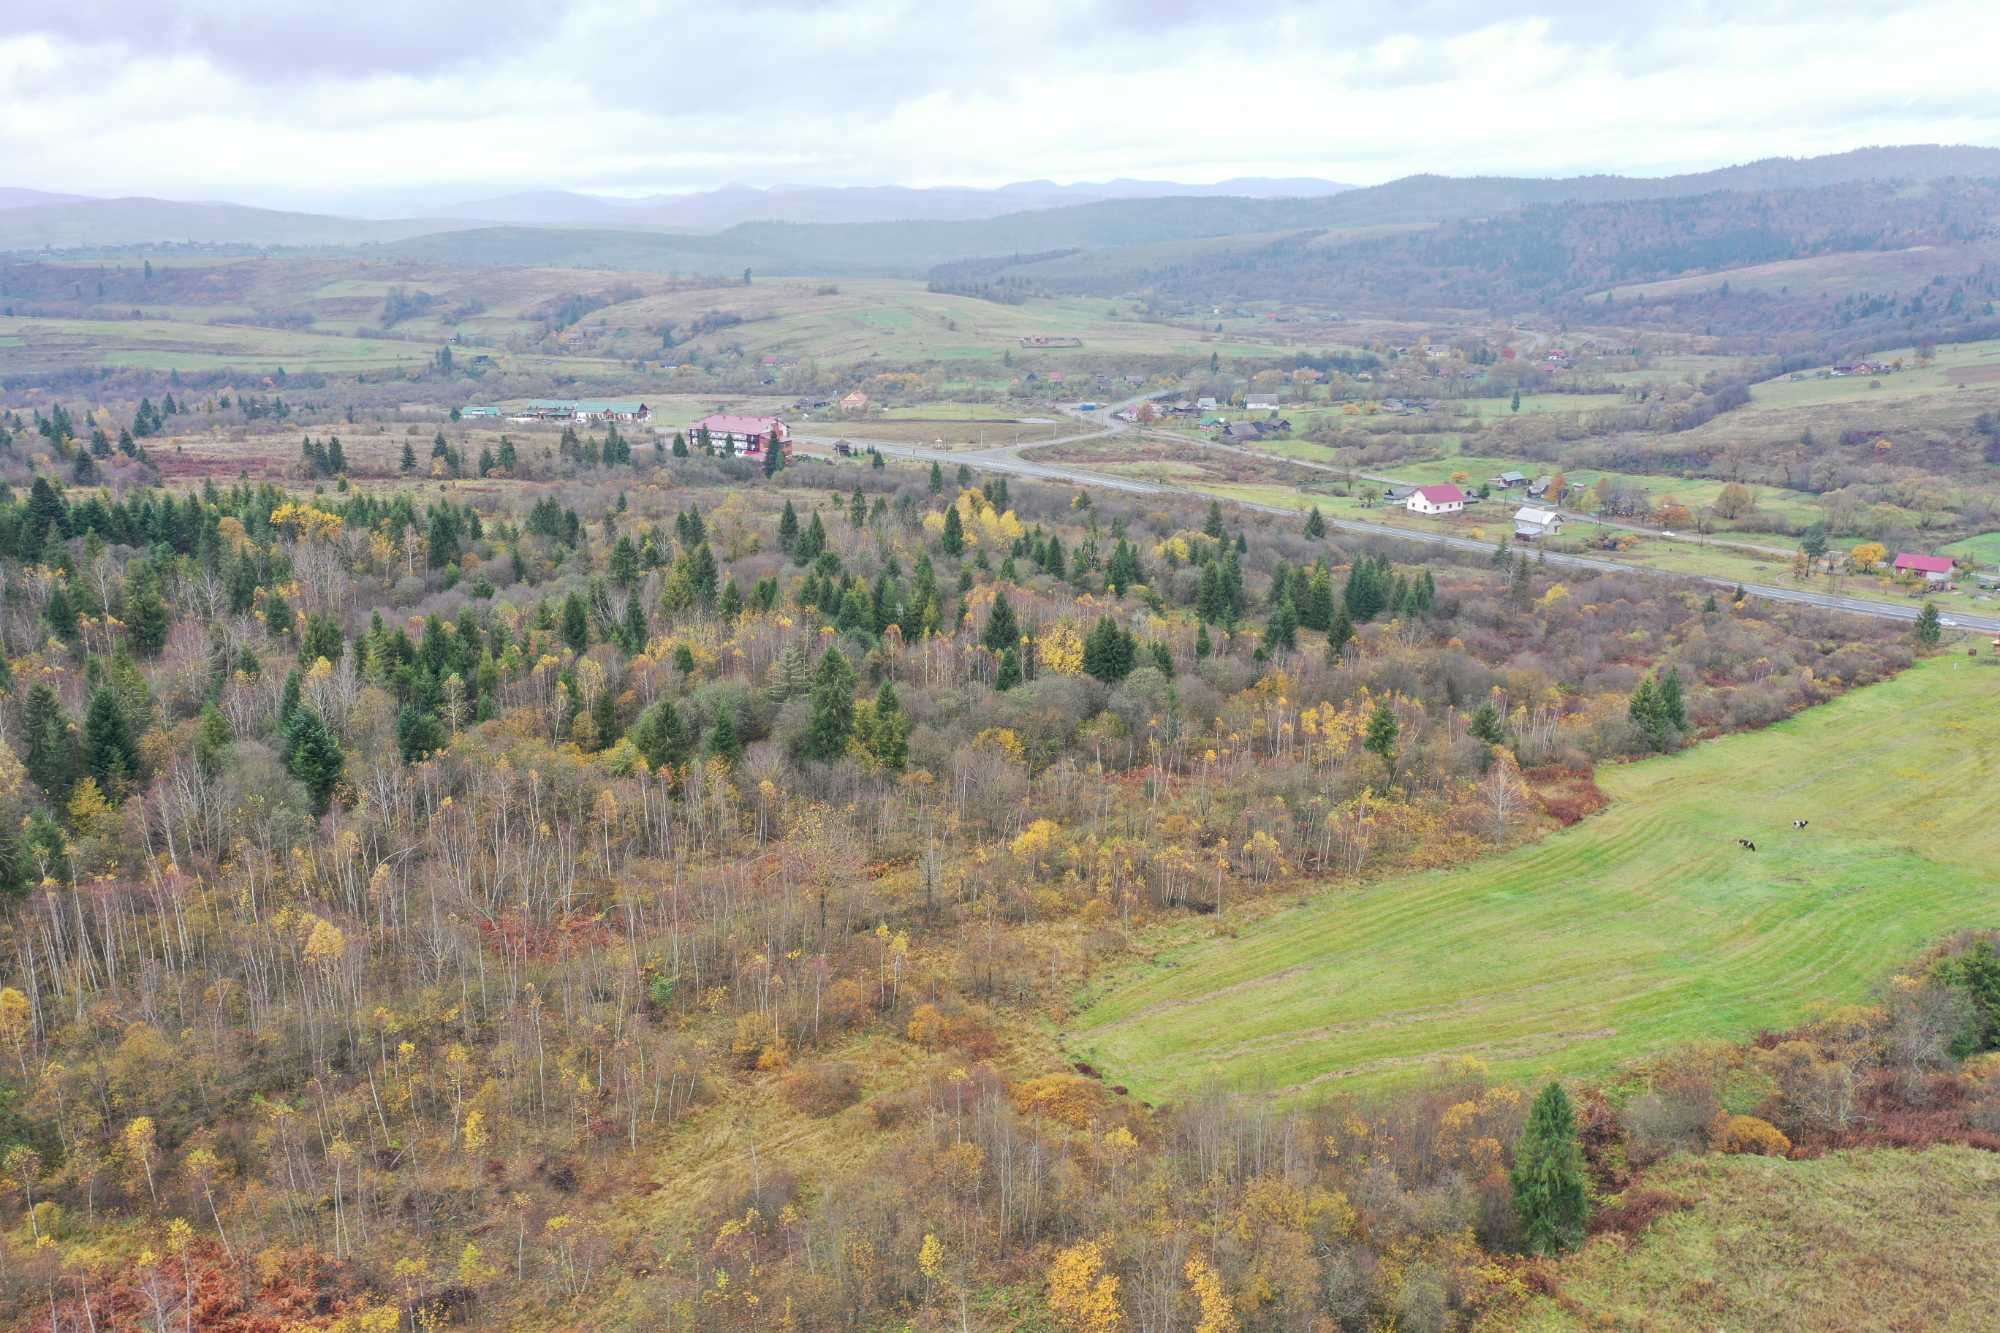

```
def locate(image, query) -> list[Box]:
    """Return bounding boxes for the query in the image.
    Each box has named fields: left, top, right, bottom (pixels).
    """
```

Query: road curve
left=787, top=434, right=2000, bottom=636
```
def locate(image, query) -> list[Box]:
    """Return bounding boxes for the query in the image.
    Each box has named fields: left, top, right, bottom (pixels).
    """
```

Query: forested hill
left=932, top=176, right=2000, bottom=322
left=363, top=144, right=2000, bottom=276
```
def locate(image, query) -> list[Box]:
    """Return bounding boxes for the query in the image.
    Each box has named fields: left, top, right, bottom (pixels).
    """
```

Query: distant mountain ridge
left=4, top=144, right=1997, bottom=260
left=0, top=187, right=91, bottom=211
left=432, top=177, right=1357, bottom=229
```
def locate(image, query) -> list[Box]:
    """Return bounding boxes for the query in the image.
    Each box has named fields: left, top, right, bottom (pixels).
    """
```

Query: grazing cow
left=1792, top=819, right=1809, bottom=829
left=1737, top=838, right=1757, bottom=851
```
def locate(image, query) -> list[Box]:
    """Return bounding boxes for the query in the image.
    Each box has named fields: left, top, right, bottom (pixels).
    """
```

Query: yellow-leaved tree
left=1184, top=1253, right=1240, bottom=1333
left=1047, top=1238, right=1123, bottom=1331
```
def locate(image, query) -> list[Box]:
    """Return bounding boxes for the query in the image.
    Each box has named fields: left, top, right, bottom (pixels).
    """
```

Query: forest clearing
left=1071, top=653, right=2000, bottom=1099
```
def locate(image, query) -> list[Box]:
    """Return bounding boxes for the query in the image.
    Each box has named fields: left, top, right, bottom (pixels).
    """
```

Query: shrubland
left=0, top=404, right=1963, bottom=1331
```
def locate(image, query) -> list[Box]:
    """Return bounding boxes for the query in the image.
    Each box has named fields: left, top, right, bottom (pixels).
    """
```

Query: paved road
left=789, top=432, right=2000, bottom=635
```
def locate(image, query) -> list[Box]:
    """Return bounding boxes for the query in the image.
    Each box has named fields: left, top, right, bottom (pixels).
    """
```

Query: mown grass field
left=1494, top=1146, right=2000, bottom=1331
left=1747, top=336, right=2000, bottom=409
left=1069, top=656, right=2000, bottom=1100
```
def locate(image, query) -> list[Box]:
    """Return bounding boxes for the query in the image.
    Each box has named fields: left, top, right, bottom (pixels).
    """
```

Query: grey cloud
left=6, top=0, right=568, bottom=77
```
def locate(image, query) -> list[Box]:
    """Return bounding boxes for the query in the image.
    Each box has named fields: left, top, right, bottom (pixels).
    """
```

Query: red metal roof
left=1413, top=483, right=1465, bottom=504
left=693, top=414, right=782, bottom=435
left=1893, top=552, right=1953, bottom=574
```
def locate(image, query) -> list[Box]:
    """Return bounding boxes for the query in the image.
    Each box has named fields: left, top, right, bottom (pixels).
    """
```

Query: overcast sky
left=5, top=0, right=1999, bottom=213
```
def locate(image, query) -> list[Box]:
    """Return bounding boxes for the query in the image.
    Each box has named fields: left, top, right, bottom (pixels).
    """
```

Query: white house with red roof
left=1893, top=551, right=1954, bottom=585
left=690, top=413, right=791, bottom=455
left=1405, top=483, right=1466, bottom=516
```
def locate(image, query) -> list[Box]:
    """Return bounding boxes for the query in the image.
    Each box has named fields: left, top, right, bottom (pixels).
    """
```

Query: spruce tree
left=1304, top=506, right=1325, bottom=539
left=1915, top=601, right=1943, bottom=646
left=1364, top=702, right=1399, bottom=768
left=632, top=699, right=692, bottom=772
left=929, top=460, right=944, bottom=494
left=1203, top=500, right=1226, bottom=540
left=1628, top=675, right=1671, bottom=751
left=940, top=505, right=965, bottom=556
left=866, top=681, right=908, bottom=770
left=20, top=683, right=76, bottom=801
left=1327, top=607, right=1354, bottom=659
left=125, top=566, right=170, bottom=658
left=1659, top=666, right=1687, bottom=731
left=283, top=708, right=344, bottom=816
left=1468, top=699, right=1506, bottom=745
left=994, top=647, right=1022, bottom=692
left=1083, top=616, right=1136, bottom=683
left=982, top=591, right=1020, bottom=653
left=1512, top=1082, right=1589, bottom=1256
left=82, top=686, right=140, bottom=796
left=707, top=704, right=744, bottom=765
left=778, top=500, right=800, bottom=552
left=561, top=592, right=591, bottom=654
left=1194, top=622, right=1212, bottom=659
left=1263, top=596, right=1298, bottom=653
left=798, top=648, right=856, bottom=762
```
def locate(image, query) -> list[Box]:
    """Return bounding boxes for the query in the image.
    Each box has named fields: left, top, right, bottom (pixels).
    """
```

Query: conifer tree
left=1468, top=699, right=1506, bottom=745
left=940, top=505, right=965, bottom=556
left=283, top=708, right=344, bottom=816
left=632, top=699, right=692, bottom=772
left=798, top=647, right=856, bottom=762
left=1263, top=596, right=1298, bottom=653
left=983, top=591, right=1020, bottom=653
left=865, top=681, right=909, bottom=769
left=1364, top=702, right=1399, bottom=768
left=995, top=646, right=1022, bottom=692
left=1512, top=1082, right=1589, bottom=1255
left=707, top=704, right=743, bottom=765
left=1659, top=666, right=1687, bottom=730
left=21, top=683, right=76, bottom=801
left=561, top=592, right=591, bottom=654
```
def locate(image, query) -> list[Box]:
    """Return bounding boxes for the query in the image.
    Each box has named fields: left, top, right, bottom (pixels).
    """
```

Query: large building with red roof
left=689, top=413, right=791, bottom=455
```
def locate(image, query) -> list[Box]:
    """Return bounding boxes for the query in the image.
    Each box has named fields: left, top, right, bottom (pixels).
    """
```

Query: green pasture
left=1069, top=656, right=2000, bottom=1099
left=0, top=314, right=434, bottom=373
left=1941, top=531, right=2000, bottom=568
left=1748, top=337, right=2000, bottom=410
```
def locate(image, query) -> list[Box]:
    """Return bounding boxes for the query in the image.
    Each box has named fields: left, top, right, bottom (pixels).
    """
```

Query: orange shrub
left=1711, top=1113, right=1791, bottom=1157
left=1013, top=1073, right=1107, bottom=1129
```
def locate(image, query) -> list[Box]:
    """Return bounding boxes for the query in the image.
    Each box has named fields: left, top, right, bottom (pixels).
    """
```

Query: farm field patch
left=1069, top=656, right=2000, bottom=1100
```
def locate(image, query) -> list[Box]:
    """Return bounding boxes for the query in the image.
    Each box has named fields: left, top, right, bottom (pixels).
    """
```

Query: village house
left=572, top=400, right=651, bottom=424
left=1526, top=475, right=1554, bottom=498
left=1406, top=483, right=1466, bottom=516
left=690, top=413, right=792, bottom=455
left=1491, top=470, right=1528, bottom=489
left=1514, top=506, right=1563, bottom=540
left=1246, top=395, right=1280, bottom=412
left=1893, top=552, right=1954, bottom=585
left=838, top=390, right=870, bottom=411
